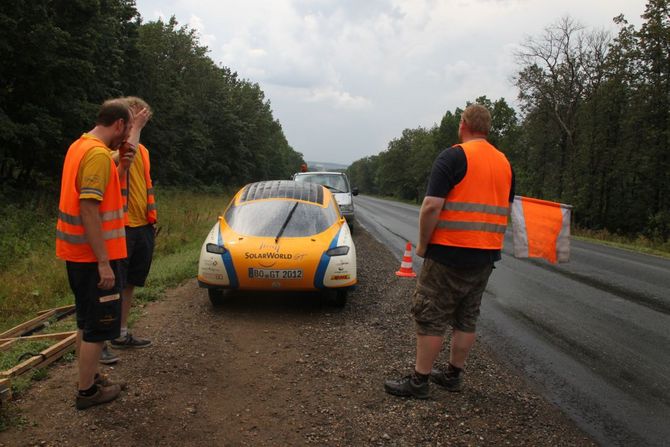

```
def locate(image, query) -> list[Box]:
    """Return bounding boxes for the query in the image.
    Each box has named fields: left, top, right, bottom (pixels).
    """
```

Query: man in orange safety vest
left=56, top=99, right=136, bottom=410
left=385, top=103, right=515, bottom=398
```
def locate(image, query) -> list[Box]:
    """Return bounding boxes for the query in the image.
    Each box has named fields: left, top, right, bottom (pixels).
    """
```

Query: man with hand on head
left=56, top=99, right=135, bottom=409
left=384, top=103, right=514, bottom=399
left=100, top=97, right=155, bottom=365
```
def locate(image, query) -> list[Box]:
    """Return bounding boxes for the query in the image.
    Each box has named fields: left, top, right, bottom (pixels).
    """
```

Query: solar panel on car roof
left=239, top=181, right=323, bottom=205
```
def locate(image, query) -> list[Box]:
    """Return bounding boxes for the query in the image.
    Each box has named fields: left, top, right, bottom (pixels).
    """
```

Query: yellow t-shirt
left=125, top=146, right=149, bottom=227
left=76, top=134, right=112, bottom=201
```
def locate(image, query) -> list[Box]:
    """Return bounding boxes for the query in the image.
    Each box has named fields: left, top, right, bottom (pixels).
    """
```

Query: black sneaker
left=430, top=368, right=463, bottom=392
left=384, top=375, right=430, bottom=399
left=99, top=344, right=119, bottom=364
left=110, top=333, right=152, bottom=349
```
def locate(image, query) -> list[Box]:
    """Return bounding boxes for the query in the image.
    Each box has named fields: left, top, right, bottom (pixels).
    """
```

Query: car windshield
left=224, top=200, right=339, bottom=237
left=294, top=174, right=348, bottom=193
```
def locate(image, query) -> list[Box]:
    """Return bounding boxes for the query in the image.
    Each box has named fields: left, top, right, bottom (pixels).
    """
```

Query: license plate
left=248, top=268, right=303, bottom=280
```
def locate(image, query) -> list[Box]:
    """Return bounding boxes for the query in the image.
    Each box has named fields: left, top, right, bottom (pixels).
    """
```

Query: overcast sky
left=136, top=0, right=647, bottom=165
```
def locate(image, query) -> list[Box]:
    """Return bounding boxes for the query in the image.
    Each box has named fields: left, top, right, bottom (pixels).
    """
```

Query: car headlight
left=326, top=246, right=349, bottom=256
left=339, top=204, right=353, bottom=213
left=206, top=243, right=227, bottom=254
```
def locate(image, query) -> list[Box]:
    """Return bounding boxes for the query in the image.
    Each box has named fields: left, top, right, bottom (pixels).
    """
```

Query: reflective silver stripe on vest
left=436, top=220, right=507, bottom=233
left=56, top=227, right=125, bottom=244
left=58, top=210, right=82, bottom=225
left=58, top=209, right=124, bottom=226
left=121, top=188, right=128, bottom=197
left=100, top=209, right=124, bottom=222
left=103, top=228, right=126, bottom=240
left=147, top=188, right=154, bottom=195
left=443, top=201, right=509, bottom=216
left=147, top=203, right=157, bottom=211
left=56, top=230, right=87, bottom=244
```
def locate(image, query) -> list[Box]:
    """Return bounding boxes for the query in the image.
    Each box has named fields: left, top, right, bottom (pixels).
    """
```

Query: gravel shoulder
left=0, top=228, right=596, bottom=446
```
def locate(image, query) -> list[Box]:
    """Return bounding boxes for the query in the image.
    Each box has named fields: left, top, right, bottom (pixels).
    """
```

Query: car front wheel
left=208, top=289, right=228, bottom=306
left=333, top=289, right=347, bottom=307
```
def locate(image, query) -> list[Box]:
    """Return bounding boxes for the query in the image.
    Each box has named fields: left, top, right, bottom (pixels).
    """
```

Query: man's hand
left=132, top=107, right=151, bottom=131
left=416, top=244, right=427, bottom=258
left=97, top=260, right=115, bottom=290
left=118, top=142, right=137, bottom=173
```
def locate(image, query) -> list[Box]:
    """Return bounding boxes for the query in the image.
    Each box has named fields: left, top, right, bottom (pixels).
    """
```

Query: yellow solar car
left=197, top=180, right=357, bottom=306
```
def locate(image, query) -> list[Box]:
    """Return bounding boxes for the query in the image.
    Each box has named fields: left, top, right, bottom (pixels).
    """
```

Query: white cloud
left=305, top=87, right=372, bottom=109
left=136, top=0, right=649, bottom=164
left=188, top=15, right=216, bottom=49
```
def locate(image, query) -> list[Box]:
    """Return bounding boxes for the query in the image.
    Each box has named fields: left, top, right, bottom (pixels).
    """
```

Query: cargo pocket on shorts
left=95, top=293, right=121, bottom=331
left=411, top=291, right=433, bottom=321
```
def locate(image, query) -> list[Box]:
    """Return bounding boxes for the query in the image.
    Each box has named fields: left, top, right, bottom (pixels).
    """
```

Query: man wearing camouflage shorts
left=385, top=104, right=515, bottom=398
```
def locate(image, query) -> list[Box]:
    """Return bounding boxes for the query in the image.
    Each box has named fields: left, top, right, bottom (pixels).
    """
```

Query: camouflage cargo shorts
left=411, top=258, right=493, bottom=335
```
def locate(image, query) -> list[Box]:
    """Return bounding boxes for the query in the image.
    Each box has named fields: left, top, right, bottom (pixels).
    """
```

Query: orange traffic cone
left=395, top=242, right=417, bottom=278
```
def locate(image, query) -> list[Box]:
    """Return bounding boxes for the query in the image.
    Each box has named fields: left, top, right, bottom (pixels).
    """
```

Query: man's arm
left=416, top=196, right=444, bottom=258
left=117, top=108, right=150, bottom=177
left=80, top=199, right=115, bottom=290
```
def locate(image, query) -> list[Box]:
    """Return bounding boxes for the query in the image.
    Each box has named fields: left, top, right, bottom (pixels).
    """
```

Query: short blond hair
left=461, top=104, right=491, bottom=136
left=123, top=96, right=153, bottom=116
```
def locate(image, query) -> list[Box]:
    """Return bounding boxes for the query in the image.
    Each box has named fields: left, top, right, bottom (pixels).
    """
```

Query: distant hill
left=306, top=161, right=349, bottom=171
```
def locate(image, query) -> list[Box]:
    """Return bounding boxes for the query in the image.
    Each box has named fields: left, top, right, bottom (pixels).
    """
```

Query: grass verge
left=0, top=187, right=229, bottom=333
left=572, top=227, right=670, bottom=259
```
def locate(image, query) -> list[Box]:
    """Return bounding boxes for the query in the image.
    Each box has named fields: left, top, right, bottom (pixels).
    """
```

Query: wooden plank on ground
left=0, top=330, right=76, bottom=344
left=30, top=342, right=75, bottom=373
left=1, top=333, right=76, bottom=378
left=0, top=331, right=77, bottom=353
left=0, top=377, right=11, bottom=402
left=0, top=339, right=18, bottom=352
left=0, top=339, right=15, bottom=351
left=36, top=304, right=75, bottom=316
left=0, top=310, right=57, bottom=340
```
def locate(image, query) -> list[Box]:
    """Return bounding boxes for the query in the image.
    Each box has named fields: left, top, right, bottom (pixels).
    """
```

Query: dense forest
left=0, top=0, right=305, bottom=191
left=347, top=0, right=669, bottom=241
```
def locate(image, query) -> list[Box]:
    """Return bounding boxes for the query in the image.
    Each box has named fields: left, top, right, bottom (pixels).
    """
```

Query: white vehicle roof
left=295, top=171, right=347, bottom=176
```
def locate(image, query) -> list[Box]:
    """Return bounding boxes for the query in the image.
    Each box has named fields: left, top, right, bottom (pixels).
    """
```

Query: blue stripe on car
left=314, top=228, right=341, bottom=289
left=218, top=224, right=239, bottom=288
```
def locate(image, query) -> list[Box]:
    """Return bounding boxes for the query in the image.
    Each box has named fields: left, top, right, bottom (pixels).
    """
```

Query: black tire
left=333, top=289, right=348, bottom=307
left=349, top=222, right=354, bottom=235
left=208, top=289, right=227, bottom=306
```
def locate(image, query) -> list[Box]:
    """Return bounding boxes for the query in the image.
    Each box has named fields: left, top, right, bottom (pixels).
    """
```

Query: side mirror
left=352, top=187, right=359, bottom=196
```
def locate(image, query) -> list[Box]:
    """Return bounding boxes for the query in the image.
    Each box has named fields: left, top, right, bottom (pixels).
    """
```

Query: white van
left=292, top=171, right=358, bottom=233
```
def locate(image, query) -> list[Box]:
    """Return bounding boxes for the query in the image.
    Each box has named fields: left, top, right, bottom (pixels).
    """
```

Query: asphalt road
left=354, top=195, right=670, bottom=447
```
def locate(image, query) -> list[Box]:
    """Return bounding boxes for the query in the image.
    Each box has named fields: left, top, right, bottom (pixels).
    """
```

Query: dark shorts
left=121, top=225, right=155, bottom=287
left=411, top=258, right=493, bottom=335
left=67, top=260, right=123, bottom=342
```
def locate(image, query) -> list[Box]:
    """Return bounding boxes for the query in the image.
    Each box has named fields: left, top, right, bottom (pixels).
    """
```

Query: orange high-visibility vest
left=430, top=139, right=512, bottom=250
left=120, top=143, right=157, bottom=225
left=56, top=137, right=127, bottom=262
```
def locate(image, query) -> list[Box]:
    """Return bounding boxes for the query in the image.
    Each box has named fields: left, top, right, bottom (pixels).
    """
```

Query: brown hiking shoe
left=75, top=374, right=126, bottom=391
left=75, top=383, right=121, bottom=410
left=95, top=373, right=127, bottom=391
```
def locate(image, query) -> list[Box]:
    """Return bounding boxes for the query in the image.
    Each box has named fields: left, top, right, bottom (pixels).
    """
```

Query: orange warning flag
left=511, top=196, right=572, bottom=263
